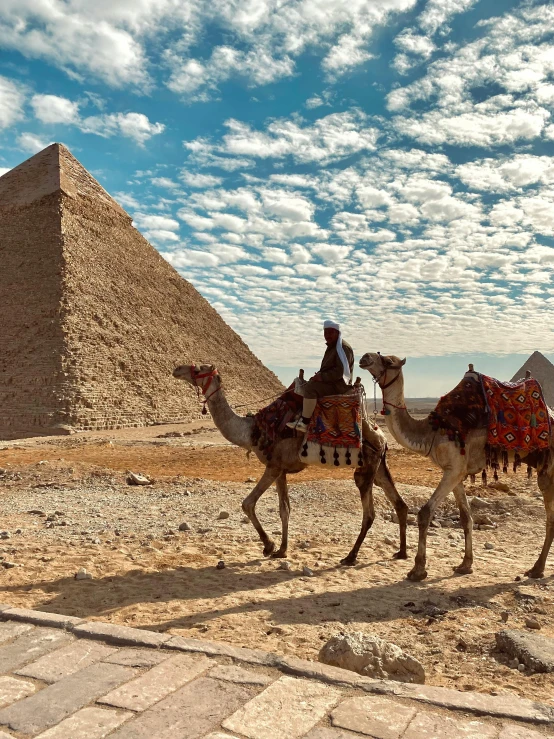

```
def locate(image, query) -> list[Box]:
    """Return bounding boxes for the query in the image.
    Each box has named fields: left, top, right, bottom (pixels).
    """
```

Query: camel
left=173, top=363, right=409, bottom=565
left=359, top=352, right=554, bottom=582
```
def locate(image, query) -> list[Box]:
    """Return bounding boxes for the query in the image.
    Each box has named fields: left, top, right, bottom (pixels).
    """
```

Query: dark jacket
left=319, top=340, right=354, bottom=384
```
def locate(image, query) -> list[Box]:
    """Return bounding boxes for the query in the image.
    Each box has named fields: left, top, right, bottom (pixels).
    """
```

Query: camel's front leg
left=271, top=472, right=290, bottom=558
left=242, top=466, right=281, bottom=557
left=374, top=453, right=408, bottom=559
left=452, top=482, right=473, bottom=575
left=408, top=470, right=465, bottom=581
left=341, top=462, right=376, bottom=566
left=525, top=471, right=554, bottom=578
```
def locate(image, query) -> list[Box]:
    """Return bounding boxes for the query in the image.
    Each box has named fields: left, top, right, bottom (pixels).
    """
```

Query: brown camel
left=173, top=363, right=409, bottom=564
left=360, top=352, right=554, bottom=581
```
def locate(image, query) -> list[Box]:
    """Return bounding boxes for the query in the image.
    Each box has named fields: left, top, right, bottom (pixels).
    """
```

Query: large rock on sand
left=319, top=632, right=425, bottom=684
left=496, top=629, right=554, bottom=673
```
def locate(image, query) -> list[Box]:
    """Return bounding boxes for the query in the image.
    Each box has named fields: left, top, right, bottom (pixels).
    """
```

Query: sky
left=0, top=0, right=554, bottom=396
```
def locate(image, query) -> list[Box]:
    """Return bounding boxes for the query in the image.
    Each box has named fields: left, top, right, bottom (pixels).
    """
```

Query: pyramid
left=511, top=351, right=554, bottom=407
left=0, top=144, right=283, bottom=438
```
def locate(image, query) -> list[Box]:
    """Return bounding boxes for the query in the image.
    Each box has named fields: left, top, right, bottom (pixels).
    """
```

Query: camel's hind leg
left=271, top=472, right=290, bottom=559
left=452, top=482, right=473, bottom=575
left=525, top=472, right=554, bottom=578
left=341, top=456, right=377, bottom=566
left=242, top=466, right=281, bottom=557
left=408, top=469, right=465, bottom=581
left=374, top=451, right=408, bottom=559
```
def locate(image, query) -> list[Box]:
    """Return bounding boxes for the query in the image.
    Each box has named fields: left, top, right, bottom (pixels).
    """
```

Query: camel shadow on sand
left=3, top=560, right=551, bottom=635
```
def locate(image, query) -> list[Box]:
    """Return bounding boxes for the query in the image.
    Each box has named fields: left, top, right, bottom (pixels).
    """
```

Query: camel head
left=359, top=353, right=406, bottom=387
left=172, top=363, right=221, bottom=394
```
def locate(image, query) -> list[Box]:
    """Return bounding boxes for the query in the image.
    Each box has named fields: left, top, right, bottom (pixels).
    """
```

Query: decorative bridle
left=372, top=354, right=407, bottom=415
left=189, top=365, right=222, bottom=415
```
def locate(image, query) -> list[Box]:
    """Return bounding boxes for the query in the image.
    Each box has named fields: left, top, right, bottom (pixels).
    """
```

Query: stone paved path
left=0, top=604, right=551, bottom=738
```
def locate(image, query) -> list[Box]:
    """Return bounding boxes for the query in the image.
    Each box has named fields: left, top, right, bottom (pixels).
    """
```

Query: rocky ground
left=0, top=421, right=553, bottom=704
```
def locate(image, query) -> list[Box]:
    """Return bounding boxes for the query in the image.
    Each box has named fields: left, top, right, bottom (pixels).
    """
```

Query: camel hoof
left=525, top=567, right=544, bottom=579
left=453, top=564, right=473, bottom=575
left=271, top=549, right=287, bottom=559
left=340, top=557, right=357, bottom=567
left=393, top=550, right=408, bottom=560
left=263, top=541, right=276, bottom=557
left=407, top=568, right=427, bottom=581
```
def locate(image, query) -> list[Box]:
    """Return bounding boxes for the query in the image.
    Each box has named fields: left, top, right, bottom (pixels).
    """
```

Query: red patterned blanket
left=481, top=375, right=550, bottom=452
left=252, top=388, right=302, bottom=461
left=306, top=395, right=362, bottom=448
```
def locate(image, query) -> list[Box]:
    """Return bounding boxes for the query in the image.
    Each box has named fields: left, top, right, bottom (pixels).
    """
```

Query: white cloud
left=457, top=155, right=554, bottom=192
left=0, top=76, right=25, bottom=130
left=151, top=176, right=180, bottom=190
left=133, top=213, right=180, bottom=232
left=418, top=0, right=478, bottom=35
left=181, top=171, right=223, bottom=188
left=80, top=112, right=164, bottom=145
left=0, top=167, right=10, bottom=176
left=17, top=132, right=50, bottom=154
left=31, top=94, right=79, bottom=124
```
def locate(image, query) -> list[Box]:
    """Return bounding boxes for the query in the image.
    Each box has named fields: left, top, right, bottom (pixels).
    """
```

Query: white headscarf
left=324, top=320, right=352, bottom=384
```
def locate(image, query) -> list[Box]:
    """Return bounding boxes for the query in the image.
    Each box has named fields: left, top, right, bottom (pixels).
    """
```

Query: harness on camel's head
left=189, top=365, right=221, bottom=415
left=374, top=352, right=406, bottom=416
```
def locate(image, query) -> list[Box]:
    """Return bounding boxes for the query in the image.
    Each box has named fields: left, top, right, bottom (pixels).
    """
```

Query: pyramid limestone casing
left=511, top=351, right=554, bottom=408
left=0, top=144, right=283, bottom=438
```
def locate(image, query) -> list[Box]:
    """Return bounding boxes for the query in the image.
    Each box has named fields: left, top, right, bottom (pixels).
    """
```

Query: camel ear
left=400, top=358, right=406, bottom=366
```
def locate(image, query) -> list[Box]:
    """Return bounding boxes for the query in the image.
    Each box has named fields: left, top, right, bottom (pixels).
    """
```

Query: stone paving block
left=0, top=662, right=135, bottom=735
left=0, top=622, right=33, bottom=644
left=98, top=653, right=211, bottom=712
left=165, top=635, right=278, bottom=666
left=304, top=729, right=364, bottom=739
left=209, top=664, right=274, bottom=686
left=109, top=677, right=255, bottom=739
left=34, top=706, right=133, bottom=739
left=0, top=627, right=73, bottom=673
left=223, top=675, right=342, bottom=739
left=103, top=648, right=172, bottom=668
left=16, top=639, right=117, bottom=683
left=0, top=608, right=84, bottom=629
left=331, top=695, right=416, bottom=739
left=72, top=621, right=170, bottom=647
left=0, top=676, right=35, bottom=708
left=403, top=712, right=498, bottom=738
left=498, top=725, right=545, bottom=739
left=396, top=683, right=554, bottom=724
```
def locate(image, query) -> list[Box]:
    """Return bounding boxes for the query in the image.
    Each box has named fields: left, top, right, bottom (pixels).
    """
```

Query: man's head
left=323, top=320, right=340, bottom=346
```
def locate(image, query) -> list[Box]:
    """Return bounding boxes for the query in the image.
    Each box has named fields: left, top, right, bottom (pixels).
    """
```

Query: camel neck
left=205, top=384, right=254, bottom=449
left=381, top=373, right=435, bottom=456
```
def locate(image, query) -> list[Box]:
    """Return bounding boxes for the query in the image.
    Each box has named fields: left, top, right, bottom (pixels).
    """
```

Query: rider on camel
left=287, top=320, right=354, bottom=433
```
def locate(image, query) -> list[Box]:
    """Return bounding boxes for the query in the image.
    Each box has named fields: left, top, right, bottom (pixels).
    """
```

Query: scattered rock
left=496, top=629, right=554, bottom=672
left=241, top=516, right=250, bottom=524
left=302, top=566, right=314, bottom=577
left=525, top=617, right=541, bottom=630
left=473, top=513, right=494, bottom=526
left=75, top=568, right=93, bottom=580
left=245, top=477, right=256, bottom=483
left=501, top=611, right=510, bottom=623
left=216, top=560, right=225, bottom=570
left=470, top=497, right=493, bottom=510
left=92, top=538, right=101, bottom=545
left=490, top=481, right=510, bottom=493
left=278, top=561, right=292, bottom=572
left=1, top=561, right=17, bottom=569
left=430, top=520, right=441, bottom=528
left=197, top=527, right=213, bottom=534
left=484, top=542, right=494, bottom=550
left=508, top=658, right=520, bottom=669
left=516, top=586, right=542, bottom=603
left=384, top=536, right=396, bottom=547
left=127, top=472, right=152, bottom=486
left=179, top=522, right=191, bottom=531
left=319, top=631, right=425, bottom=684
left=0, top=531, right=10, bottom=540
left=27, top=510, right=46, bottom=516
left=218, top=510, right=230, bottom=520
left=407, top=515, right=417, bottom=526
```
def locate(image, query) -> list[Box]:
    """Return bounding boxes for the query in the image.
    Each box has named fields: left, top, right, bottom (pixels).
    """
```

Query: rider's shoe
left=286, top=419, right=308, bottom=433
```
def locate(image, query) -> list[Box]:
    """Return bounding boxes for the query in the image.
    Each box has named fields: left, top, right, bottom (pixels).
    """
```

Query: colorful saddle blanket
left=482, top=375, right=550, bottom=452
left=301, top=394, right=363, bottom=467
left=429, top=373, right=550, bottom=457
left=252, top=388, right=302, bottom=461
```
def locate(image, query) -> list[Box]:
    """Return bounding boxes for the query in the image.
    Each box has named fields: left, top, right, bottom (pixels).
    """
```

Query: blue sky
left=0, top=0, right=553, bottom=396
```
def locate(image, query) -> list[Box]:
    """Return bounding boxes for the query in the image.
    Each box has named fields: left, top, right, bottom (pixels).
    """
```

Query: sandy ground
left=0, top=420, right=553, bottom=704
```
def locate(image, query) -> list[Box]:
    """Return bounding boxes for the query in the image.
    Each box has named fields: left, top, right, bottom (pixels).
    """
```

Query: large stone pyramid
left=0, top=144, right=283, bottom=438
left=511, top=351, right=554, bottom=407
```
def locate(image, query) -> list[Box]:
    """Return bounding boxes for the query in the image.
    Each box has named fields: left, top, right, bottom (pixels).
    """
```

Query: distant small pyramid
left=511, top=351, right=554, bottom=407
left=0, top=144, right=283, bottom=438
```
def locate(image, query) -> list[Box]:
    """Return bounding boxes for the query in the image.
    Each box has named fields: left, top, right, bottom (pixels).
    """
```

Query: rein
left=190, top=366, right=223, bottom=415
left=375, top=367, right=407, bottom=415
